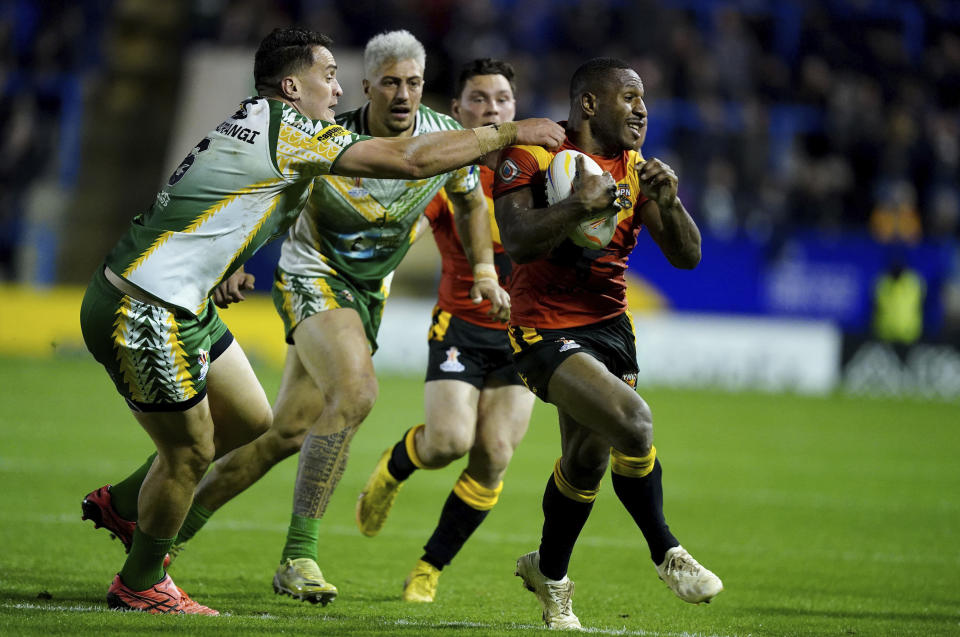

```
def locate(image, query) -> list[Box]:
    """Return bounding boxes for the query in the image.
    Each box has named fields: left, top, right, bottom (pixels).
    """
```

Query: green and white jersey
left=105, top=98, right=368, bottom=315
left=278, top=103, right=479, bottom=283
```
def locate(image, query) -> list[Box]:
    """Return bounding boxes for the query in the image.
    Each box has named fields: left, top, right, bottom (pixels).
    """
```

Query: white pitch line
left=392, top=618, right=739, bottom=637
left=1, top=602, right=740, bottom=636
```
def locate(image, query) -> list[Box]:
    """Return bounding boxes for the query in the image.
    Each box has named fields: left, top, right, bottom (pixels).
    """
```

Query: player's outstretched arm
left=333, top=118, right=564, bottom=179
left=637, top=158, right=701, bottom=269
left=450, top=183, right=510, bottom=322
left=496, top=156, right=618, bottom=263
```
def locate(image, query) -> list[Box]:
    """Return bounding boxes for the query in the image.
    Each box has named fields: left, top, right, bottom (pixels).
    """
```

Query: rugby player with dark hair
left=355, top=57, right=536, bottom=603
left=79, top=26, right=563, bottom=614
left=493, top=57, right=722, bottom=629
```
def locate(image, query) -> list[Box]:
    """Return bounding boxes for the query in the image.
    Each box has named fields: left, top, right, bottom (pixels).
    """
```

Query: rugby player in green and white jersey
left=79, top=27, right=564, bottom=615
left=159, top=30, right=512, bottom=606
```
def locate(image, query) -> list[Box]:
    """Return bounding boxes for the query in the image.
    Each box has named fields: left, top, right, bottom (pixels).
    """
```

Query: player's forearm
left=497, top=198, right=587, bottom=264
left=400, top=124, right=517, bottom=179
left=656, top=197, right=701, bottom=269
left=453, top=193, right=495, bottom=269
left=336, top=126, right=514, bottom=179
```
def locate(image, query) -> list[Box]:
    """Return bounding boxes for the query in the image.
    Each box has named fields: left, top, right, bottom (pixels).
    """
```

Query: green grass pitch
left=0, top=354, right=957, bottom=636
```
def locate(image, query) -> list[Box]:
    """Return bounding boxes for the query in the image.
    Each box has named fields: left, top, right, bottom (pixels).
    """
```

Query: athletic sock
left=119, top=527, right=174, bottom=591
left=110, top=452, right=158, bottom=521
left=537, top=459, right=598, bottom=581
left=386, top=424, right=425, bottom=482
left=610, top=447, right=678, bottom=565
left=281, top=514, right=321, bottom=562
left=173, top=502, right=213, bottom=545
left=422, top=472, right=501, bottom=569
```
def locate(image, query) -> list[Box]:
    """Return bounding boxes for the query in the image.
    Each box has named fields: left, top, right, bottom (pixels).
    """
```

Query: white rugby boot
left=656, top=545, right=723, bottom=604
left=515, top=551, right=581, bottom=630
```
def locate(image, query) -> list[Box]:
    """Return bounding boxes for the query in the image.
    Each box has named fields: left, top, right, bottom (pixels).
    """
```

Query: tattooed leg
left=293, top=424, right=361, bottom=518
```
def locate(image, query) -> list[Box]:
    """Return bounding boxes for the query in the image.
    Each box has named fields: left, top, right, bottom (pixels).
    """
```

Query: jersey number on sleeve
left=168, top=137, right=212, bottom=186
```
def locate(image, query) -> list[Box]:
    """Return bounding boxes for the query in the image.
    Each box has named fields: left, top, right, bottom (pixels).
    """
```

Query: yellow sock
left=610, top=446, right=657, bottom=478
left=452, top=471, right=502, bottom=510
left=552, top=458, right=600, bottom=503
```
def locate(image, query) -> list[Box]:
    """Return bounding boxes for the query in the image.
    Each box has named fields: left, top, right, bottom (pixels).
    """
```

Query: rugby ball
left=545, top=149, right=620, bottom=249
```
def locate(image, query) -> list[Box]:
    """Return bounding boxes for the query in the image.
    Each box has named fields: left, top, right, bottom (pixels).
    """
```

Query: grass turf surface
left=0, top=354, right=957, bottom=636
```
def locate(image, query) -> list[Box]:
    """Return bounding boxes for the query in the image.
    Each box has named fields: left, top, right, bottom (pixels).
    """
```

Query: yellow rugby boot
left=272, top=558, right=338, bottom=605
left=356, top=450, right=403, bottom=537
left=401, top=560, right=441, bottom=602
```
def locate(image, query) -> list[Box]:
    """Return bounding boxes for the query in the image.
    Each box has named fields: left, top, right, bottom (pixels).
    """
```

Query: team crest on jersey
left=615, top=183, right=632, bottom=210
left=439, top=347, right=466, bottom=373
left=155, top=190, right=170, bottom=209
left=557, top=338, right=581, bottom=352
left=338, top=289, right=355, bottom=303
left=498, top=159, right=519, bottom=184
left=621, top=372, right=637, bottom=388
left=197, top=349, right=210, bottom=382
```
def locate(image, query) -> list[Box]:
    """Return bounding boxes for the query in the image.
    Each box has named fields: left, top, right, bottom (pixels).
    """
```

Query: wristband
left=472, top=263, right=498, bottom=281
left=472, top=122, right=518, bottom=157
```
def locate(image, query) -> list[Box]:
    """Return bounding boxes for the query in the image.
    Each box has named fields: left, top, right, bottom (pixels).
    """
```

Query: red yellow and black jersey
left=425, top=166, right=512, bottom=330
left=492, top=133, right=647, bottom=329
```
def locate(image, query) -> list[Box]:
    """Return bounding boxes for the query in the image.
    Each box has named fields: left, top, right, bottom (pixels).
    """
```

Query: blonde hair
left=363, top=30, right=425, bottom=79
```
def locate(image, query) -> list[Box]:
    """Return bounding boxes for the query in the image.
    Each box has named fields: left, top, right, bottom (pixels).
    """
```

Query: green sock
left=174, top=502, right=213, bottom=545
left=110, top=453, right=158, bottom=521
left=119, top=527, right=174, bottom=591
left=281, top=514, right=320, bottom=562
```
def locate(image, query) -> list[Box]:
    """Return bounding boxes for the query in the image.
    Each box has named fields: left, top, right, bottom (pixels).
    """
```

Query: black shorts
left=425, top=307, right=524, bottom=389
left=508, top=312, right=639, bottom=402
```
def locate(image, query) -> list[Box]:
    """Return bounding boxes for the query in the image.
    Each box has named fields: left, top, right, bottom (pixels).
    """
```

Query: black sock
left=611, top=458, right=678, bottom=565
left=538, top=474, right=594, bottom=581
left=421, top=492, right=489, bottom=570
left=387, top=430, right=417, bottom=481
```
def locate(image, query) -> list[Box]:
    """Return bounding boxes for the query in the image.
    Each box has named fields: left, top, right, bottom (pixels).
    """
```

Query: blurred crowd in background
left=2, top=0, right=960, bottom=341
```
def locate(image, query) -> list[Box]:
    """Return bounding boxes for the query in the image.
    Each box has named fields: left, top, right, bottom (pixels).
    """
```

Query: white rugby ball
left=545, top=149, right=620, bottom=250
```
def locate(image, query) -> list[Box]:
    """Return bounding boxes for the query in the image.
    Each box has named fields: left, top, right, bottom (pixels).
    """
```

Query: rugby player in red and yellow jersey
left=493, top=58, right=722, bottom=629
left=355, top=59, right=535, bottom=603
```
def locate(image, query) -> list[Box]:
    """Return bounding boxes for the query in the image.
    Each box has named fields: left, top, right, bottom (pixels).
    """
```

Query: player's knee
left=441, top=429, right=477, bottom=463
left=619, top=400, right=654, bottom=454
left=173, top=440, right=216, bottom=481
left=331, top=377, right=378, bottom=426
left=477, top=434, right=515, bottom=475
left=238, top=409, right=272, bottom=447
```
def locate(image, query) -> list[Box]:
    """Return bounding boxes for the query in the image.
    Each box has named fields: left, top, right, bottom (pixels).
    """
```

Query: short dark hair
left=569, top=57, right=632, bottom=100
left=254, top=27, right=333, bottom=94
left=456, top=58, right=517, bottom=99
